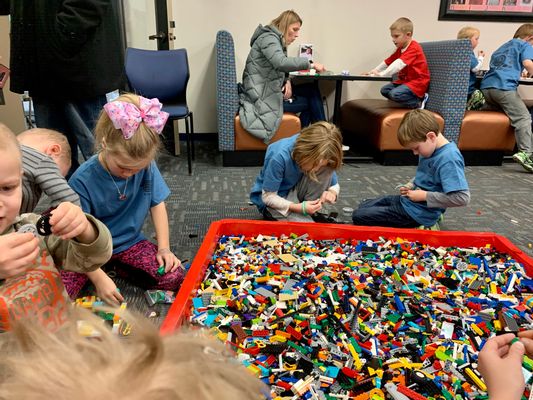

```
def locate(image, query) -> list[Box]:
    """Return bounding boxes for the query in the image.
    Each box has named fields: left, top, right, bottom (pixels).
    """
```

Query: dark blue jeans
left=352, top=195, right=419, bottom=227
left=33, top=95, right=107, bottom=175
left=283, top=82, right=325, bottom=128
left=380, top=83, right=421, bottom=109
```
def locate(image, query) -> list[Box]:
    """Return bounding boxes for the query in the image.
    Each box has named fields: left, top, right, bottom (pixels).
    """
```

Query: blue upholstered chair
left=215, top=30, right=301, bottom=166
left=125, top=48, right=194, bottom=174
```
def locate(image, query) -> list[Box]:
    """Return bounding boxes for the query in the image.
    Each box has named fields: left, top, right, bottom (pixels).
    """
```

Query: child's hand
left=403, top=189, right=427, bottom=202
left=157, top=248, right=182, bottom=273
left=320, top=190, right=337, bottom=204
left=518, top=331, right=533, bottom=358
left=304, top=199, right=322, bottom=215
left=367, top=69, right=379, bottom=76
left=91, top=271, right=123, bottom=306
left=0, top=232, right=39, bottom=279
left=48, top=202, right=94, bottom=242
left=478, top=334, right=525, bottom=400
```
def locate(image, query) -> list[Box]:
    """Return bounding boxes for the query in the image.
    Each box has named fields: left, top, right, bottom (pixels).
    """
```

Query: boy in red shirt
left=367, top=17, right=430, bottom=109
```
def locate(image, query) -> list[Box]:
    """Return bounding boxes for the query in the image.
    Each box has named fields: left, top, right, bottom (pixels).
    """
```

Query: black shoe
left=312, top=212, right=343, bottom=224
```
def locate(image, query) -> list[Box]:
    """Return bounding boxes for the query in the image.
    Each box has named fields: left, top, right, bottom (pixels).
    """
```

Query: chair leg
left=190, top=112, right=195, bottom=161
left=185, top=118, right=192, bottom=175
left=173, top=120, right=180, bottom=156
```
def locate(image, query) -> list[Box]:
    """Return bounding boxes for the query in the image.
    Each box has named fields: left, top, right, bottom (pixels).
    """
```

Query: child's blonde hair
left=457, top=26, right=480, bottom=40
left=292, top=121, right=343, bottom=181
left=0, top=309, right=266, bottom=400
left=95, top=93, right=162, bottom=160
left=0, top=123, right=21, bottom=157
left=270, top=10, right=302, bottom=46
left=514, top=23, right=533, bottom=39
left=390, top=17, right=413, bottom=34
left=18, top=128, right=72, bottom=170
left=397, top=109, right=440, bottom=146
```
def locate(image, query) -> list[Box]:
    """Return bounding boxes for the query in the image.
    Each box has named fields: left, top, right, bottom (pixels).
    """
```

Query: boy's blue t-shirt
left=250, top=135, right=338, bottom=212
left=69, top=155, right=170, bottom=254
left=481, top=39, right=533, bottom=91
left=400, top=142, right=468, bottom=227
left=468, top=51, right=478, bottom=95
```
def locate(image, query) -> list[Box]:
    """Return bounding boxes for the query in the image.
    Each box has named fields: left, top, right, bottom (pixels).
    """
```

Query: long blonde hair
left=0, top=309, right=266, bottom=400
left=292, top=121, right=343, bottom=181
left=270, top=9, right=302, bottom=46
left=95, top=93, right=162, bottom=161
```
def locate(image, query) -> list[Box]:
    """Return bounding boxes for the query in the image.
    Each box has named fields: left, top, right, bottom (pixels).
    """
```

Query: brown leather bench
left=234, top=114, right=301, bottom=150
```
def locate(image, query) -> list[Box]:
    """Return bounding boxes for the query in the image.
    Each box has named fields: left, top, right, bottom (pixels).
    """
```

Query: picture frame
left=438, top=0, right=533, bottom=22
left=299, top=44, right=313, bottom=61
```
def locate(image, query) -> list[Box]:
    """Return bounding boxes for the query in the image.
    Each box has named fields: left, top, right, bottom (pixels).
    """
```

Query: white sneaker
left=342, top=145, right=350, bottom=151
left=419, top=93, right=429, bottom=109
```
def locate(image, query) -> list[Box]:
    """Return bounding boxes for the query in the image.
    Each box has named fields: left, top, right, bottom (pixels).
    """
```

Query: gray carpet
left=42, top=141, right=533, bottom=327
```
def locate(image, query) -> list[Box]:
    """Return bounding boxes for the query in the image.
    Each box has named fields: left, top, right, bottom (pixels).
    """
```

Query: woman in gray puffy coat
left=239, top=10, right=326, bottom=143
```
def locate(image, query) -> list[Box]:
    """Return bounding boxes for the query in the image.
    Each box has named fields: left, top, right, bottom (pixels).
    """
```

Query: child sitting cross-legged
left=352, top=109, right=470, bottom=229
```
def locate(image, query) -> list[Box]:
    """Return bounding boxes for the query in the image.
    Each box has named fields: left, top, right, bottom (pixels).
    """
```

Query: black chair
left=125, top=47, right=194, bottom=174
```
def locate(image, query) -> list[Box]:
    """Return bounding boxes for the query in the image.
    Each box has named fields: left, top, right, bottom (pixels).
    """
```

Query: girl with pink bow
left=64, top=93, right=184, bottom=305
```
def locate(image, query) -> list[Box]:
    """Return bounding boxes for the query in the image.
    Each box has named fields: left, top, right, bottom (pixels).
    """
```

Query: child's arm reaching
left=48, top=201, right=98, bottom=242
left=87, top=269, right=124, bottom=306
left=400, top=189, right=470, bottom=207
left=150, top=202, right=181, bottom=273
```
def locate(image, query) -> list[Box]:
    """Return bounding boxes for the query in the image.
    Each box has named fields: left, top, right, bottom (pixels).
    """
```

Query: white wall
left=169, top=0, right=533, bottom=133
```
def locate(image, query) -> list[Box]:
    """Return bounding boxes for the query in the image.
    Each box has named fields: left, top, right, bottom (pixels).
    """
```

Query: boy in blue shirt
left=481, top=23, right=533, bottom=172
left=352, top=109, right=470, bottom=229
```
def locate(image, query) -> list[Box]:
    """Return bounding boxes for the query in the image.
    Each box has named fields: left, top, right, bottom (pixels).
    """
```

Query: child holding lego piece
left=478, top=331, right=533, bottom=400
left=0, top=124, right=112, bottom=332
left=366, top=17, right=430, bottom=109
left=250, top=121, right=342, bottom=222
left=16, top=127, right=80, bottom=213
left=456, top=26, right=485, bottom=110
left=352, top=109, right=470, bottom=229
left=66, top=93, right=184, bottom=306
left=480, top=23, right=533, bottom=173
left=0, top=309, right=267, bottom=399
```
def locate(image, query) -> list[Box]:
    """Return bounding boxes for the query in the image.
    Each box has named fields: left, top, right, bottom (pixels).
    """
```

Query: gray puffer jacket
left=238, top=25, right=310, bottom=143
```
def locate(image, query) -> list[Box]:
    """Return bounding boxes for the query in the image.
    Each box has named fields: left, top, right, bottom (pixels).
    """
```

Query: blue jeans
left=380, top=83, right=421, bottom=109
left=352, top=195, right=418, bottom=227
left=33, top=95, right=107, bottom=175
left=283, top=82, right=325, bottom=128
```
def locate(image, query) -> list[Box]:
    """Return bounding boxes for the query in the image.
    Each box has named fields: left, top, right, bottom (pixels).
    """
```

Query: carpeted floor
left=41, top=140, right=533, bottom=327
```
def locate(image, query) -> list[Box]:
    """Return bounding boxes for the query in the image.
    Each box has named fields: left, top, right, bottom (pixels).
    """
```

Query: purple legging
left=60, top=240, right=184, bottom=299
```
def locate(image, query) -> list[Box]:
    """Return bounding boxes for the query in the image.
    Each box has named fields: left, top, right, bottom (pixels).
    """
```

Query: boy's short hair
left=0, top=309, right=266, bottom=399
left=18, top=128, right=71, bottom=169
left=390, top=17, right=413, bottom=34
left=457, top=26, right=480, bottom=40
left=514, top=23, right=533, bottom=39
left=397, top=109, right=440, bottom=146
left=293, top=121, right=343, bottom=181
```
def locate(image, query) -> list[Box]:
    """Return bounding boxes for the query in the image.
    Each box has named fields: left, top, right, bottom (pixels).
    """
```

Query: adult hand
left=283, top=80, right=292, bottom=100
left=403, top=189, right=427, bottom=202
left=157, top=248, right=182, bottom=273
left=320, top=189, right=337, bottom=204
left=93, top=271, right=123, bottom=306
left=313, top=62, right=326, bottom=73
left=0, top=232, right=39, bottom=279
left=478, top=334, right=525, bottom=400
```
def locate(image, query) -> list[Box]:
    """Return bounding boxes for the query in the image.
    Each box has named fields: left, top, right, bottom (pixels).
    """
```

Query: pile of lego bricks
left=189, top=233, right=533, bottom=399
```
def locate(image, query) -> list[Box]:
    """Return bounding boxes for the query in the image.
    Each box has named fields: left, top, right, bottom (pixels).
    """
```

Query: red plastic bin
left=160, top=219, right=533, bottom=334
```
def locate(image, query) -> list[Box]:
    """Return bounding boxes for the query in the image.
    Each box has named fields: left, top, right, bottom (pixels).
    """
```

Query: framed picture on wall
left=299, top=44, right=313, bottom=61
left=439, top=0, right=533, bottom=22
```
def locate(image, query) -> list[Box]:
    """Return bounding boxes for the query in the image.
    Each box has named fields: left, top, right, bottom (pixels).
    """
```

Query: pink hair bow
left=104, top=96, right=169, bottom=139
